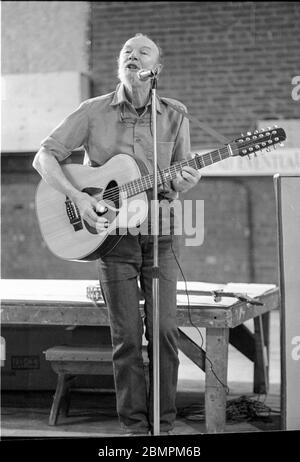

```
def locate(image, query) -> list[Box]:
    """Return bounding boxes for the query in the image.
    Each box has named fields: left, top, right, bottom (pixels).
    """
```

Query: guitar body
left=35, top=154, right=148, bottom=261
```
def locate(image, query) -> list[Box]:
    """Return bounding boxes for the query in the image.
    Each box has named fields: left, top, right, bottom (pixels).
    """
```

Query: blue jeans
left=98, top=233, right=181, bottom=433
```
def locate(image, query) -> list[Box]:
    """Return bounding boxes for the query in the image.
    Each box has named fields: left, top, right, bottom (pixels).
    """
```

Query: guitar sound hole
left=82, top=182, right=120, bottom=235
left=103, top=180, right=120, bottom=209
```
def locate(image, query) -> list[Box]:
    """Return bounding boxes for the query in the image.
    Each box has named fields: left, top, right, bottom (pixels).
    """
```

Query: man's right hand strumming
left=71, top=191, right=109, bottom=233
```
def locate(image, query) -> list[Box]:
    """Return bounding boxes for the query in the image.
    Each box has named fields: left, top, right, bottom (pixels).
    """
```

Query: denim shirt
left=40, top=83, right=192, bottom=234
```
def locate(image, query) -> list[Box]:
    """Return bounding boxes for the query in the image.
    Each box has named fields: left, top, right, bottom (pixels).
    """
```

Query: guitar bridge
left=65, top=197, right=83, bottom=231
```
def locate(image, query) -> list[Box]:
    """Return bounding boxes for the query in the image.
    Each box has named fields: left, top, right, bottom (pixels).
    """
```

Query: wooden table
left=1, top=279, right=279, bottom=433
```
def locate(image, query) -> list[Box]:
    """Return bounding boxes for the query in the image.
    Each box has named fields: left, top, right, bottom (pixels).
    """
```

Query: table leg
left=254, top=313, right=270, bottom=394
left=205, top=327, right=229, bottom=433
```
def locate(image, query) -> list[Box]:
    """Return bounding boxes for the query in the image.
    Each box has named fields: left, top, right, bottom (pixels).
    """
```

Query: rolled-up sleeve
left=40, top=100, right=90, bottom=162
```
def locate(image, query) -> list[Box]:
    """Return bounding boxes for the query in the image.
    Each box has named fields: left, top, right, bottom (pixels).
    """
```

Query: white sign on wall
left=198, top=148, right=300, bottom=176
left=194, top=119, right=300, bottom=176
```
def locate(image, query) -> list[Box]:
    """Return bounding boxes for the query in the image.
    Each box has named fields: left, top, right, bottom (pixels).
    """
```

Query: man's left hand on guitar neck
left=171, top=166, right=201, bottom=193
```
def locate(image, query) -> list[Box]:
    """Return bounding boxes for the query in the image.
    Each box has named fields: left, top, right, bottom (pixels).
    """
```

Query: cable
left=178, top=394, right=280, bottom=423
left=170, top=239, right=230, bottom=394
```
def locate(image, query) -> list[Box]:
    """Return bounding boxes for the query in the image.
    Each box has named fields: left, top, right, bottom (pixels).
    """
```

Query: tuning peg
left=273, top=145, right=277, bottom=150
left=247, top=131, right=252, bottom=136
left=254, top=130, right=259, bottom=134
left=280, top=143, right=284, bottom=147
left=273, top=124, right=278, bottom=128
left=267, top=126, right=271, bottom=130
left=241, top=133, right=244, bottom=137
left=260, top=128, right=265, bottom=131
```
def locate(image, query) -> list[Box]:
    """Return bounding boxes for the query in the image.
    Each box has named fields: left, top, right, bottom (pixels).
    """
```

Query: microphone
left=137, top=68, right=158, bottom=81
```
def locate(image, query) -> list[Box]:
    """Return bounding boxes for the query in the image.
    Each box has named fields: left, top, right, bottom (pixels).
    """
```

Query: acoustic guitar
left=35, top=127, right=286, bottom=261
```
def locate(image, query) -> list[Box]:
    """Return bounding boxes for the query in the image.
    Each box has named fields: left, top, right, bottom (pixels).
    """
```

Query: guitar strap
left=160, top=97, right=230, bottom=145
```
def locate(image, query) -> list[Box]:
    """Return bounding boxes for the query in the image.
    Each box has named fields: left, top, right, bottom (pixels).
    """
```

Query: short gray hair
left=121, top=33, right=163, bottom=63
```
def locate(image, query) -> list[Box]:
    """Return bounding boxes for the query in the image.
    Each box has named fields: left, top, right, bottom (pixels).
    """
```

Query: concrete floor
left=1, top=312, right=281, bottom=437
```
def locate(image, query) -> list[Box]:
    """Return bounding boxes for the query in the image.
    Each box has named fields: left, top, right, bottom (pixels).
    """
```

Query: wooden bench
left=44, top=344, right=149, bottom=426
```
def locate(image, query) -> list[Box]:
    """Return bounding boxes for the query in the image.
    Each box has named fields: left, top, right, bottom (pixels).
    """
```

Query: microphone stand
left=150, top=73, right=160, bottom=436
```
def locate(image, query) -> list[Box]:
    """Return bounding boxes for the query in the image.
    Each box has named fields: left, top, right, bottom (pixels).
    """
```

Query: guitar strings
left=95, top=133, right=277, bottom=204
left=97, top=145, right=234, bottom=204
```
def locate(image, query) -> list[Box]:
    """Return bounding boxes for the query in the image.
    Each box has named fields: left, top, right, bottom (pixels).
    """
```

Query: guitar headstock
left=234, top=127, right=286, bottom=157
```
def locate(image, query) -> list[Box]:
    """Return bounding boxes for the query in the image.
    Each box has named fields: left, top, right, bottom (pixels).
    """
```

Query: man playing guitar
left=33, top=33, right=201, bottom=435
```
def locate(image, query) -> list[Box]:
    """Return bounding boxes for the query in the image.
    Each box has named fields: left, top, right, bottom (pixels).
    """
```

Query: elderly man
left=33, top=33, right=200, bottom=435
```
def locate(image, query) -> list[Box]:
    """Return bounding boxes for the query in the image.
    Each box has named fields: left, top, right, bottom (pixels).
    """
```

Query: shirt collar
left=110, top=83, right=162, bottom=113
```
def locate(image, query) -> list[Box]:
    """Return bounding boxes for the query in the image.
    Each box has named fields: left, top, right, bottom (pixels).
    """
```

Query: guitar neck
left=121, top=144, right=233, bottom=198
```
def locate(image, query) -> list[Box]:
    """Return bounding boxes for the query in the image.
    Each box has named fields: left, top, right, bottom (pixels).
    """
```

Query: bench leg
left=60, top=377, right=74, bottom=418
left=61, top=392, right=71, bottom=418
left=205, top=327, right=229, bottom=433
left=49, top=373, right=70, bottom=426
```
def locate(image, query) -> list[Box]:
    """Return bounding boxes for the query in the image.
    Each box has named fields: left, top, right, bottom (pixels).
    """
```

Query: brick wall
left=90, top=1, right=299, bottom=148
left=178, top=175, right=279, bottom=284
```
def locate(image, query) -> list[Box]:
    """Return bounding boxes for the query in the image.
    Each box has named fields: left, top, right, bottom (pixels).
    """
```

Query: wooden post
left=254, top=313, right=269, bottom=394
left=205, top=327, right=229, bottom=433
